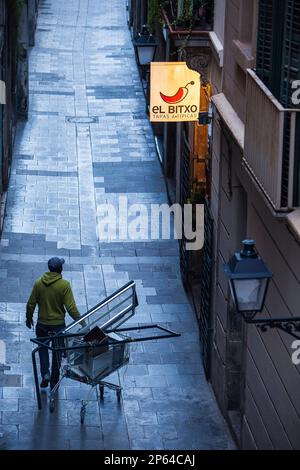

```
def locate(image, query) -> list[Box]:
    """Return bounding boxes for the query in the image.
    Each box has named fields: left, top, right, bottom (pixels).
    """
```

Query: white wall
left=214, top=0, right=226, bottom=44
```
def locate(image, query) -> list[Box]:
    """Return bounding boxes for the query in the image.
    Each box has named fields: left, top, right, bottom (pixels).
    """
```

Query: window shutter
left=256, top=0, right=274, bottom=88
left=281, top=0, right=300, bottom=107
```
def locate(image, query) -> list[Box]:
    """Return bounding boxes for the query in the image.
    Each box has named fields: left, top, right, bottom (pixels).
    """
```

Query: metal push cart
left=31, top=281, right=180, bottom=423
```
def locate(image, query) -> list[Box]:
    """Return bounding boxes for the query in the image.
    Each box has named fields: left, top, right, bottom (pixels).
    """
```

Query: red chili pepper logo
left=160, top=81, right=195, bottom=104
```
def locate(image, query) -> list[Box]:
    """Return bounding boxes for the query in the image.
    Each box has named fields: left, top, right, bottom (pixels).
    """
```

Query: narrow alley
left=0, top=0, right=232, bottom=450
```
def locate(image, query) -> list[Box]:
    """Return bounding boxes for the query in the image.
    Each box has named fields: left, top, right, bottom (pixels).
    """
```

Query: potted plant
left=176, top=0, right=194, bottom=29
left=175, top=0, right=209, bottom=30
left=147, top=0, right=169, bottom=32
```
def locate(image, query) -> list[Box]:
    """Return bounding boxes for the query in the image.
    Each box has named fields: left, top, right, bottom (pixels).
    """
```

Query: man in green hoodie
left=26, top=257, right=82, bottom=391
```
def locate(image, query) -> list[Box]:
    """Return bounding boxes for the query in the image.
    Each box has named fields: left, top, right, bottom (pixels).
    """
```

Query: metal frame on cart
left=30, top=281, right=181, bottom=422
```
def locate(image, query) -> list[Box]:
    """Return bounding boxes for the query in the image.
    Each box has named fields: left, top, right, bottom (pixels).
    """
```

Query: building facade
left=0, top=0, right=38, bottom=232
left=209, top=0, right=300, bottom=449
left=130, top=0, right=300, bottom=450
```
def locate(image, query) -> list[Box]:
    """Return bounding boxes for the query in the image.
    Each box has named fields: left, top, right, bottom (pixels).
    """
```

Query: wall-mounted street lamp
left=133, top=25, right=157, bottom=114
left=133, top=25, right=157, bottom=67
left=224, top=240, right=300, bottom=339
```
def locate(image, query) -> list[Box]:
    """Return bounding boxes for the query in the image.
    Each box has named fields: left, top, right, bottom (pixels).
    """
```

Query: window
left=255, top=0, right=300, bottom=105
left=256, top=0, right=300, bottom=206
left=256, top=0, right=285, bottom=100
left=281, top=0, right=300, bottom=107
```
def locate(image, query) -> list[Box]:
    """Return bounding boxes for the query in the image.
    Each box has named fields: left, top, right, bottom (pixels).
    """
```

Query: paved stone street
left=0, top=0, right=232, bottom=450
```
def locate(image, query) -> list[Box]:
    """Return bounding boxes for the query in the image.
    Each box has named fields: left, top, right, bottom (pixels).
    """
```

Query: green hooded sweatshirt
left=26, top=272, right=81, bottom=326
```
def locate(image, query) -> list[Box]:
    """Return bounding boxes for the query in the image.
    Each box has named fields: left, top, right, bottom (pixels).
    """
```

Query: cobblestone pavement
left=0, top=0, right=233, bottom=450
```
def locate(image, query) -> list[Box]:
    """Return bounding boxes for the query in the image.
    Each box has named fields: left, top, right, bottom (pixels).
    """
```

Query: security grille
left=198, top=197, right=213, bottom=378
left=179, top=129, right=191, bottom=287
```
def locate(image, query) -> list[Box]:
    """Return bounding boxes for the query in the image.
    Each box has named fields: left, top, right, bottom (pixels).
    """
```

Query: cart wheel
left=49, top=398, right=55, bottom=413
left=117, top=389, right=121, bottom=402
left=80, top=404, right=86, bottom=425
left=99, top=385, right=104, bottom=400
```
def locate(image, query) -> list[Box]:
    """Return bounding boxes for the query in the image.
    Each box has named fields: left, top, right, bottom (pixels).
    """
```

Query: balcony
left=243, top=69, right=300, bottom=212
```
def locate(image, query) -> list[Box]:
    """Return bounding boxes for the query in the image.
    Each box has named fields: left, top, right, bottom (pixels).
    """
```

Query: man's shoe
left=40, top=375, right=50, bottom=388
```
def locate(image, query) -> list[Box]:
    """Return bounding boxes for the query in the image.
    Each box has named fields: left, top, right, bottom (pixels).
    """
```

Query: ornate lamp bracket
left=246, top=317, right=300, bottom=340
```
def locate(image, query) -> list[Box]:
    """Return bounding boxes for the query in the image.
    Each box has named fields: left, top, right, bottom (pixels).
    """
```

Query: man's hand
left=26, top=318, right=34, bottom=329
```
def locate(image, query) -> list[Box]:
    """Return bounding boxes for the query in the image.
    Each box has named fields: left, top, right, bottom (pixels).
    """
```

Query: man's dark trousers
left=36, top=323, right=65, bottom=390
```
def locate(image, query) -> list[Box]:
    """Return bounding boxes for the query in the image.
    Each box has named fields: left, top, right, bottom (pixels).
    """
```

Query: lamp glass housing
left=137, top=45, right=156, bottom=65
left=230, top=277, right=269, bottom=313
left=134, top=25, right=157, bottom=66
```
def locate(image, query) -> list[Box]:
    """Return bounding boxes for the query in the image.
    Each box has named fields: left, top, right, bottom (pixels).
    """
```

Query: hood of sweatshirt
left=41, top=272, right=62, bottom=286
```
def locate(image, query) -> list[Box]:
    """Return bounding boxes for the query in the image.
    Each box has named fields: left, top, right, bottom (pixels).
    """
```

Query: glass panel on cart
left=64, top=281, right=137, bottom=335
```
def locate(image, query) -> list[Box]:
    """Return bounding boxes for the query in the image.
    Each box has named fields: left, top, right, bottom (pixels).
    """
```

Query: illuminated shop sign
left=150, top=62, right=200, bottom=122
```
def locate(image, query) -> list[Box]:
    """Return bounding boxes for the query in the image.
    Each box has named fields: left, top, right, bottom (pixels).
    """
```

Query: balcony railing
left=243, top=69, right=300, bottom=211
